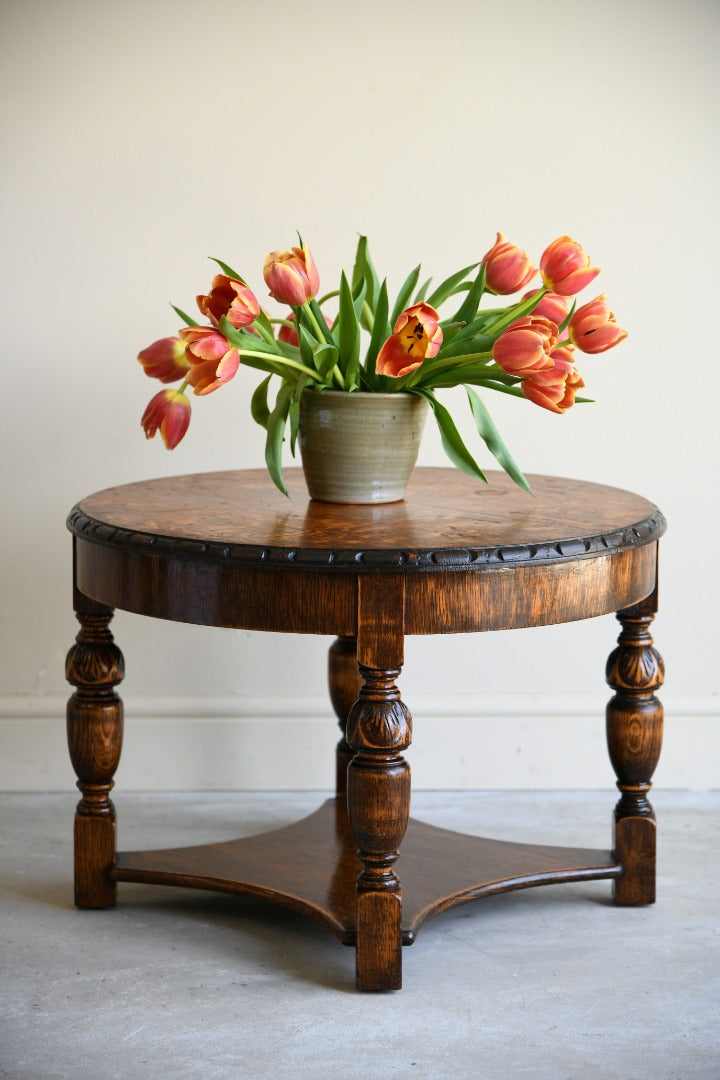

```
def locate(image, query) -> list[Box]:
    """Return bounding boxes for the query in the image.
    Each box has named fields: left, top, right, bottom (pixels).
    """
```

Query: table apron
left=74, top=537, right=657, bottom=635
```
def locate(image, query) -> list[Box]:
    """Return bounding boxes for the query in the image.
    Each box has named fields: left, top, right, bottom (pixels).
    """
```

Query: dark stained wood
left=112, top=799, right=622, bottom=943
left=70, top=468, right=664, bottom=568
left=327, top=637, right=362, bottom=797
left=65, top=467, right=666, bottom=991
left=606, top=586, right=664, bottom=904
left=347, top=575, right=410, bottom=990
left=69, top=469, right=664, bottom=635
left=65, top=581, right=124, bottom=908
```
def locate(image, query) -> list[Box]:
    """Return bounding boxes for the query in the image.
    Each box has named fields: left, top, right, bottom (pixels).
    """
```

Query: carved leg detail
left=606, top=591, right=664, bottom=905
left=328, top=636, right=362, bottom=799
left=346, top=664, right=411, bottom=991
left=65, top=596, right=125, bottom=908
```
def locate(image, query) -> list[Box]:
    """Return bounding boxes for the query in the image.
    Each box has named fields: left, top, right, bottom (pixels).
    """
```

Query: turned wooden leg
left=606, top=587, right=664, bottom=905
left=346, top=575, right=410, bottom=991
left=65, top=591, right=124, bottom=908
left=328, top=636, right=362, bottom=799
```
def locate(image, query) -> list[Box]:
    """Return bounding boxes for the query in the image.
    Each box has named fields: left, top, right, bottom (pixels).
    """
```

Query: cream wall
left=1, top=0, right=718, bottom=790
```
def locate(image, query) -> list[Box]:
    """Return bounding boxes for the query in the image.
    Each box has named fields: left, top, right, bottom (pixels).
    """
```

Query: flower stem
left=254, top=321, right=279, bottom=347
left=239, top=349, right=323, bottom=383
left=304, top=302, right=327, bottom=344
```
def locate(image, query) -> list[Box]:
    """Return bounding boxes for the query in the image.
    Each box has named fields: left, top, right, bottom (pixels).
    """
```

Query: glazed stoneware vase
left=298, top=390, right=428, bottom=504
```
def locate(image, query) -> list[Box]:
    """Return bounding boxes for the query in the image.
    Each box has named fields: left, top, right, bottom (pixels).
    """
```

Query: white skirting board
left=1, top=693, right=717, bottom=791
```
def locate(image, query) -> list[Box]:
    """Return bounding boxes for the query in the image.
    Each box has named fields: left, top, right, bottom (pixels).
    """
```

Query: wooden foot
left=65, top=589, right=124, bottom=908
left=347, top=575, right=410, bottom=991
left=606, top=586, right=664, bottom=905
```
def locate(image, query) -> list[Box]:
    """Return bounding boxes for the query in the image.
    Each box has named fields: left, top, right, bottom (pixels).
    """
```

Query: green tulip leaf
left=264, top=381, right=295, bottom=497
left=209, top=257, right=248, bottom=285
left=415, top=389, right=488, bottom=482
left=365, top=279, right=390, bottom=377
left=451, top=263, right=487, bottom=325
left=482, top=289, right=541, bottom=338
left=414, top=276, right=433, bottom=303
left=296, top=323, right=316, bottom=372
left=425, top=263, right=478, bottom=310
left=171, top=304, right=199, bottom=328
left=390, top=264, right=421, bottom=327
left=313, top=342, right=340, bottom=381
left=254, top=308, right=276, bottom=340
left=307, top=297, right=337, bottom=346
left=338, top=271, right=361, bottom=389
left=351, top=235, right=380, bottom=316
left=465, top=386, right=531, bottom=492
left=250, top=375, right=272, bottom=430
left=558, top=300, right=576, bottom=335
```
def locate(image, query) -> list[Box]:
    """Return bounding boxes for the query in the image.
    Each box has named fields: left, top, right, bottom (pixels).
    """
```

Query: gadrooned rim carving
left=67, top=506, right=666, bottom=573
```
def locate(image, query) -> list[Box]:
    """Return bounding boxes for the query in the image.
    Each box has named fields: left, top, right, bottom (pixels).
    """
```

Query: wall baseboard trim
left=2, top=693, right=718, bottom=791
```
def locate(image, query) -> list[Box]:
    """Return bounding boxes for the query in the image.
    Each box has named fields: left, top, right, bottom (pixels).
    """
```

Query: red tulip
left=196, top=275, right=260, bottom=329
left=376, top=302, right=443, bottom=378
left=481, top=232, right=537, bottom=294
left=523, top=289, right=569, bottom=326
left=263, top=243, right=320, bottom=306
left=141, top=388, right=191, bottom=448
left=522, top=361, right=585, bottom=414
left=540, top=236, right=600, bottom=296
left=137, top=337, right=190, bottom=383
left=492, top=316, right=558, bottom=378
left=179, top=326, right=240, bottom=395
left=569, top=294, right=628, bottom=353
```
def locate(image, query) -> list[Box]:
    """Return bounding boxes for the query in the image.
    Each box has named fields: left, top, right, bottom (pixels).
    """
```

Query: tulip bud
left=492, top=316, right=558, bottom=378
left=141, top=388, right=191, bottom=449
left=523, top=289, right=570, bottom=326
left=376, top=302, right=443, bottom=378
left=137, top=337, right=190, bottom=383
left=196, top=275, right=260, bottom=329
left=540, top=236, right=600, bottom=296
left=263, top=243, right=320, bottom=306
left=569, top=294, right=628, bottom=354
left=481, top=232, right=537, bottom=294
left=179, top=326, right=240, bottom=395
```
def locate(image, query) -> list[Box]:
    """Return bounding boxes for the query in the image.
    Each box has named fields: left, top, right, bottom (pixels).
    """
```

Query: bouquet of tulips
left=138, top=233, right=627, bottom=494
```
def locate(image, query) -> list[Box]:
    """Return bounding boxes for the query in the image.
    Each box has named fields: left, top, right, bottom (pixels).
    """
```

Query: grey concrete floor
left=1, top=790, right=718, bottom=1080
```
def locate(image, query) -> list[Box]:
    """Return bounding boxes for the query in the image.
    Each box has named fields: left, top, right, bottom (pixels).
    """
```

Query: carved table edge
left=66, top=506, right=666, bottom=574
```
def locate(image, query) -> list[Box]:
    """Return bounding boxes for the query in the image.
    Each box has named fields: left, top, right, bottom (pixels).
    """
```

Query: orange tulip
left=196, top=275, right=260, bottom=329
left=263, top=243, right=320, bottom=306
left=523, top=289, right=569, bottom=326
left=522, top=361, right=585, bottom=414
left=376, top=302, right=443, bottom=378
left=540, top=236, right=600, bottom=296
left=569, top=294, right=628, bottom=353
left=137, top=336, right=190, bottom=383
left=141, top=388, right=191, bottom=448
left=179, top=326, right=240, bottom=395
left=492, top=316, right=558, bottom=377
left=481, top=232, right=536, bottom=294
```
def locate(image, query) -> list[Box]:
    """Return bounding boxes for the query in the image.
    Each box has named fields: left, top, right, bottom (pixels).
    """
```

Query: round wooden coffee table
left=66, top=468, right=666, bottom=991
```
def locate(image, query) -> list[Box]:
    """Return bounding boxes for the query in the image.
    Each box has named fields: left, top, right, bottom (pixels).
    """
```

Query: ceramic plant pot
left=298, top=390, right=428, bottom=504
